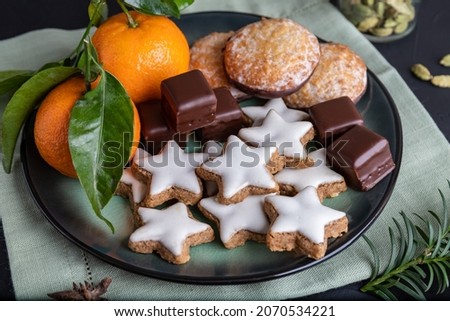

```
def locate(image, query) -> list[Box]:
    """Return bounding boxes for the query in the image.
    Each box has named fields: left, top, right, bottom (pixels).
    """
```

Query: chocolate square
left=309, top=96, right=363, bottom=143
left=161, top=69, right=217, bottom=133
left=137, top=100, right=189, bottom=154
left=200, top=87, right=243, bottom=143
left=327, top=125, right=395, bottom=191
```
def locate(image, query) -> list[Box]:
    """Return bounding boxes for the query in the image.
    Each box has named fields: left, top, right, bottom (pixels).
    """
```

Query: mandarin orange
left=92, top=11, right=190, bottom=103
left=34, top=76, right=140, bottom=178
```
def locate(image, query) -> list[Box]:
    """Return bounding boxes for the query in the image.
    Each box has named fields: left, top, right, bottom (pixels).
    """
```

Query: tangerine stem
left=116, top=0, right=138, bottom=28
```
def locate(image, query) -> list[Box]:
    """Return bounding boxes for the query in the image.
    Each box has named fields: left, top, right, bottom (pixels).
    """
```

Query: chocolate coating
left=309, top=96, right=364, bottom=143
left=161, top=69, right=217, bottom=133
left=200, top=87, right=244, bottom=143
left=327, top=125, right=395, bottom=191
left=137, top=100, right=189, bottom=154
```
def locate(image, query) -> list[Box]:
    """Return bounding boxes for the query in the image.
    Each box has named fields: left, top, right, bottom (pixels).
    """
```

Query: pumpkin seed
left=431, top=75, right=450, bottom=88
left=440, top=54, right=450, bottom=67
left=411, top=64, right=433, bottom=81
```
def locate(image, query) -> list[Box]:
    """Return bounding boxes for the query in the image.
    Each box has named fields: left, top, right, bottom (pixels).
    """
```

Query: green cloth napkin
left=1, top=0, right=450, bottom=300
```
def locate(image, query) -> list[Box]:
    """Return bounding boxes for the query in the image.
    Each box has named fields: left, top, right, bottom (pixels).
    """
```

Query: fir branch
left=361, top=181, right=450, bottom=300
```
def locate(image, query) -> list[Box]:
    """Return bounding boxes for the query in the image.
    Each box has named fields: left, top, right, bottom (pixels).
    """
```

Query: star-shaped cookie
left=264, top=186, right=348, bottom=259
left=115, top=167, right=147, bottom=216
left=133, top=140, right=208, bottom=207
left=238, top=110, right=314, bottom=167
left=196, top=135, right=282, bottom=204
left=198, top=194, right=272, bottom=248
left=128, top=202, right=214, bottom=264
left=275, top=148, right=347, bottom=201
left=242, top=98, right=309, bottom=126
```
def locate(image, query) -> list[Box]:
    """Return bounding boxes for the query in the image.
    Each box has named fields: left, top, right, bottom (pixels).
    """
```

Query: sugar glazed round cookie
left=284, top=43, right=367, bottom=108
left=189, top=31, right=247, bottom=100
left=224, top=18, right=320, bottom=98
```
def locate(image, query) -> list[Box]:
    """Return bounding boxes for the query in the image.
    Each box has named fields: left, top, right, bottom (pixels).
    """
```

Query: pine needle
left=361, top=182, right=450, bottom=300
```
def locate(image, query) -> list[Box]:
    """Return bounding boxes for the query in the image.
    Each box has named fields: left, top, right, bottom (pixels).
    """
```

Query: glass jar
left=338, top=0, right=421, bottom=42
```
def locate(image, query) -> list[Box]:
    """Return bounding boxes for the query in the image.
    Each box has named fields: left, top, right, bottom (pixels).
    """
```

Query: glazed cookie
left=238, top=110, right=315, bottom=168
left=198, top=194, right=272, bottom=249
left=128, top=203, right=215, bottom=264
left=115, top=167, right=147, bottom=216
left=190, top=31, right=248, bottom=100
left=132, top=140, right=208, bottom=207
left=224, top=18, right=320, bottom=98
left=284, top=43, right=367, bottom=108
left=202, top=140, right=223, bottom=197
left=274, top=148, right=347, bottom=201
left=196, top=135, right=283, bottom=205
left=264, top=186, right=348, bottom=259
left=242, top=98, right=309, bottom=127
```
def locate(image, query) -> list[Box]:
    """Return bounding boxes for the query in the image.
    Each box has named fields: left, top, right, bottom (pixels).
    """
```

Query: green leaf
left=68, top=70, right=134, bottom=233
left=0, top=70, right=33, bottom=96
left=124, top=0, right=193, bottom=18
left=173, top=0, right=195, bottom=11
left=89, top=0, right=109, bottom=27
left=1, top=66, right=79, bottom=173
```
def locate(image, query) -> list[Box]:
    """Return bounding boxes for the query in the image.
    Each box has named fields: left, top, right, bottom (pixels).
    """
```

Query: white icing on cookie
left=242, top=98, right=309, bottom=126
left=120, top=168, right=147, bottom=203
left=133, top=148, right=152, bottom=161
left=199, top=194, right=272, bottom=244
left=265, top=186, right=346, bottom=244
left=200, top=135, right=277, bottom=199
left=238, top=109, right=313, bottom=159
left=203, top=140, right=223, bottom=159
left=130, top=203, right=212, bottom=256
left=275, top=148, right=345, bottom=191
left=203, top=141, right=224, bottom=196
left=137, top=140, right=208, bottom=195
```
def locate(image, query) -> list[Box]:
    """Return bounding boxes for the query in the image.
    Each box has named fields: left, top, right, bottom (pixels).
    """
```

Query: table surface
left=1, top=0, right=449, bottom=301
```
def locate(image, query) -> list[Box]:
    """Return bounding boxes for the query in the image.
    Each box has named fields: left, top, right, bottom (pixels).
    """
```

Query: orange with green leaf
left=0, top=0, right=194, bottom=232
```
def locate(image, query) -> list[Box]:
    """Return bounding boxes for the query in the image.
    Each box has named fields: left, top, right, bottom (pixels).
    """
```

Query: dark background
left=1, top=0, right=449, bottom=300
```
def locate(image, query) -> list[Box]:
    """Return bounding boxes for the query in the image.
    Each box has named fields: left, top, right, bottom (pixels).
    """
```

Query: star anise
left=47, top=277, right=112, bottom=301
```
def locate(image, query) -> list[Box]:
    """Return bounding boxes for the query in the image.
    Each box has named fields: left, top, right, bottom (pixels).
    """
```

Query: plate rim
left=20, top=11, right=403, bottom=285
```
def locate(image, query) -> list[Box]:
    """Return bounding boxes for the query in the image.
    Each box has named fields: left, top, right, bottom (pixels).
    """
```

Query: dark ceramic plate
left=21, top=12, right=402, bottom=284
